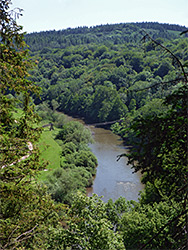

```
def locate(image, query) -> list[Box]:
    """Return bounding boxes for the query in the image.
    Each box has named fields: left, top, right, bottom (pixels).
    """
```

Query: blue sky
left=12, top=0, right=188, bottom=33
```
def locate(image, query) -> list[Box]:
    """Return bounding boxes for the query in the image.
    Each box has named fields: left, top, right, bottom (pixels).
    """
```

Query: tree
left=124, top=34, right=188, bottom=249
left=56, top=121, right=93, bottom=146
left=127, top=33, right=188, bottom=202
left=0, top=2, right=61, bottom=249
left=47, top=192, right=125, bottom=249
left=154, top=60, right=174, bottom=78
left=120, top=200, right=183, bottom=250
left=89, top=85, right=119, bottom=122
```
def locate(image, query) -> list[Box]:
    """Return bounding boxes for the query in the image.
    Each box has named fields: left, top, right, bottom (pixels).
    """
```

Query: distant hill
left=26, top=21, right=188, bottom=124
left=25, top=22, right=188, bottom=52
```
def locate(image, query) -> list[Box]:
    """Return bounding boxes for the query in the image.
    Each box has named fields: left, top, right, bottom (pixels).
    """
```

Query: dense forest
left=0, top=1, right=188, bottom=249
left=25, top=22, right=187, bottom=51
left=25, top=22, right=188, bottom=128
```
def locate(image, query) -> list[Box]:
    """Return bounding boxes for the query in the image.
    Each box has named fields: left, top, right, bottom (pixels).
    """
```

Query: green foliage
left=45, top=120, right=97, bottom=204
left=25, top=22, right=188, bottom=125
left=56, top=121, right=93, bottom=146
left=61, top=141, right=77, bottom=155
left=105, top=197, right=187, bottom=250
left=112, top=29, right=188, bottom=249
left=128, top=86, right=188, bottom=200
left=154, top=59, right=174, bottom=77
left=44, top=168, right=92, bottom=204
left=118, top=85, right=188, bottom=249
left=25, top=22, right=187, bottom=52
left=0, top=2, right=61, bottom=248
left=36, top=101, right=66, bottom=128
left=120, top=200, right=183, bottom=249
left=51, top=192, right=125, bottom=250
left=65, top=150, right=97, bottom=175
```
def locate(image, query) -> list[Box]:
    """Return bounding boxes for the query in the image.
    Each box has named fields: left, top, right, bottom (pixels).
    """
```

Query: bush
left=45, top=167, right=93, bottom=204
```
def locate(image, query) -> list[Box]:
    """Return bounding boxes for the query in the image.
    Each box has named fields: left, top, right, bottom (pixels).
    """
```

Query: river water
left=64, top=114, right=144, bottom=202
left=87, top=126, right=143, bottom=202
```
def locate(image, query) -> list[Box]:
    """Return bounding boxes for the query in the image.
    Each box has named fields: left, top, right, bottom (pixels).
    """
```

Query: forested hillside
left=1, top=1, right=187, bottom=248
left=25, top=22, right=187, bottom=51
left=26, top=22, right=188, bottom=126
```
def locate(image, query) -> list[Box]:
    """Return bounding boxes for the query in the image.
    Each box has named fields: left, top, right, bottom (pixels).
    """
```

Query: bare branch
left=129, top=77, right=184, bottom=93
left=2, top=224, right=38, bottom=249
left=142, top=30, right=188, bottom=83
left=15, top=224, right=38, bottom=241
left=180, top=29, right=188, bottom=36
left=3, top=225, right=19, bottom=249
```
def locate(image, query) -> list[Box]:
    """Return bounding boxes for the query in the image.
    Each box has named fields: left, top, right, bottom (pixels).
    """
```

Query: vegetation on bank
left=1, top=1, right=187, bottom=249
left=43, top=119, right=98, bottom=204
left=34, top=101, right=98, bottom=203
left=12, top=104, right=98, bottom=203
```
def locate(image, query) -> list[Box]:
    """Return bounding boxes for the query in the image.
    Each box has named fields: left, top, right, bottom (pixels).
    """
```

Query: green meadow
left=37, top=126, right=62, bottom=181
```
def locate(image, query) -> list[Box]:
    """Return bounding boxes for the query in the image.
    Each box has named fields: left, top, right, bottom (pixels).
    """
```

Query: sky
left=11, top=0, right=188, bottom=33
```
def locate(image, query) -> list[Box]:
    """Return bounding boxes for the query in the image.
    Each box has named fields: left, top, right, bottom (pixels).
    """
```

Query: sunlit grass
left=37, top=126, right=63, bottom=181
left=13, top=108, right=63, bottom=181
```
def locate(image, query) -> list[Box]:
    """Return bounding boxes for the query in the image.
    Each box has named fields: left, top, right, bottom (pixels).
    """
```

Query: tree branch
left=15, top=224, right=38, bottom=241
left=142, top=30, right=188, bottom=83
left=129, top=77, right=183, bottom=93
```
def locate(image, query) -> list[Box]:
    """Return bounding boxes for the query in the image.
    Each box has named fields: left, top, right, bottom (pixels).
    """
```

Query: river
left=64, top=114, right=144, bottom=202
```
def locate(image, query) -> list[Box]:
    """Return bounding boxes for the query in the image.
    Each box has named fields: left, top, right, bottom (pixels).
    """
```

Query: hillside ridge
left=25, top=21, right=188, bottom=51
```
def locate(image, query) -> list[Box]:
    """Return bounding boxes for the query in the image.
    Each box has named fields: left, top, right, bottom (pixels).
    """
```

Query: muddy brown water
left=64, top=114, right=144, bottom=202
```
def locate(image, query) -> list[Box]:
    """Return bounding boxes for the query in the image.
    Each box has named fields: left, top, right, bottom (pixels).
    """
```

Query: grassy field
left=37, top=124, right=63, bottom=181
left=13, top=109, right=63, bottom=181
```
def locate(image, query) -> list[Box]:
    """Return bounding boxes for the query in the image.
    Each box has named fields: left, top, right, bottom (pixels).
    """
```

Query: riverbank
left=63, top=114, right=144, bottom=202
